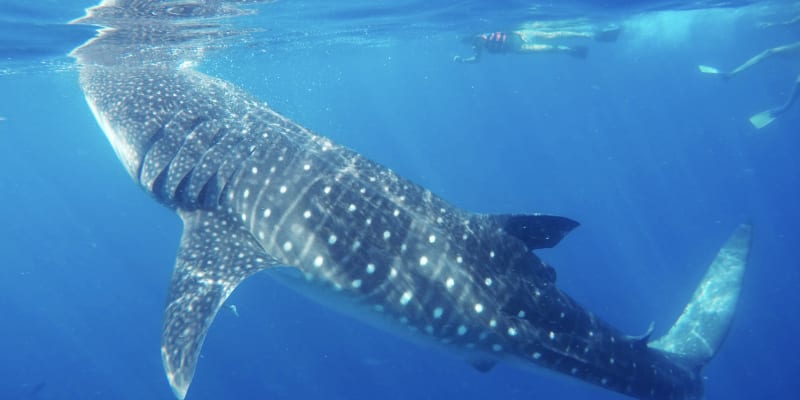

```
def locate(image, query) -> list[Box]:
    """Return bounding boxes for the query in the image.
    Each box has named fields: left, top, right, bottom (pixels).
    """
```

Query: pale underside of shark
left=70, top=1, right=751, bottom=399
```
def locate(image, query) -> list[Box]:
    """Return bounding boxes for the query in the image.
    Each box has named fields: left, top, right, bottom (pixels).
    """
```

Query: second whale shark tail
left=649, top=224, right=752, bottom=369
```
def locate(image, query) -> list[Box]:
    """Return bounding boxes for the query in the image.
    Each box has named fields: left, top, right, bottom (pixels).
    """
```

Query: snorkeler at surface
left=699, top=41, right=800, bottom=129
left=452, top=25, right=621, bottom=64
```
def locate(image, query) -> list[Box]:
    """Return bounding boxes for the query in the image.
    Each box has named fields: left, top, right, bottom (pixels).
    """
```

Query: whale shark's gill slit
left=152, top=116, right=210, bottom=203
left=174, top=170, right=197, bottom=210
left=161, top=116, right=224, bottom=207
left=206, top=130, right=260, bottom=204
left=152, top=165, right=172, bottom=203
left=138, top=125, right=167, bottom=183
left=140, top=110, right=212, bottom=201
left=197, top=172, right=222, bottom=208
left=180, top=125, right=254, bottom=208
left=219, top=141, right=260, bottom=207
left=207, top=118, right=230, bottom=148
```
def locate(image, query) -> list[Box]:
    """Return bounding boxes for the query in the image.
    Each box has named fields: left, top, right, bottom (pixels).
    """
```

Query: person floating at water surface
left=453, top=25, right=621, bottom=64
left=699, top=41, right=800, bottom=129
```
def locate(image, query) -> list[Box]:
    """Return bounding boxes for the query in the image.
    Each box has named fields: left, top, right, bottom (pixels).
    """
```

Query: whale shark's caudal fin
left=161, top=210, right=279, bottom=399
left=649, top=223, right=752, bottom=366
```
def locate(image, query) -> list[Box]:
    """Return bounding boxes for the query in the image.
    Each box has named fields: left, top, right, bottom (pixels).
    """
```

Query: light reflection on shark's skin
left=69, top=1, right=751, bottom=399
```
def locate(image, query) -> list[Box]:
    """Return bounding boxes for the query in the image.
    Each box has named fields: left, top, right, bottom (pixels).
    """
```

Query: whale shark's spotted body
left=70, top=1, right=751, bottom=399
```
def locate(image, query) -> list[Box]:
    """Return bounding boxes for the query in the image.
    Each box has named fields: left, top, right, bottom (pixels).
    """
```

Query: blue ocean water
left=1, top=0, right=798, bottom=399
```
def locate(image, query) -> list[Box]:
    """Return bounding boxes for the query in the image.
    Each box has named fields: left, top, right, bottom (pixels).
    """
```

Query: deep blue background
left=1, top=1, right=798, bottom=399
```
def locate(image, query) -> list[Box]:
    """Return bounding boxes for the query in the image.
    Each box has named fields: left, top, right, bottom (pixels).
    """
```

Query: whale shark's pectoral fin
left=649, top=223, right=752, bottom=365
left=161, top=209, right=279, bottom=399
left=477, top=214, right=580, bottom=250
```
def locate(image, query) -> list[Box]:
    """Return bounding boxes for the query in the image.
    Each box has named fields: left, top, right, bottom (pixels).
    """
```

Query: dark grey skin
left=70, top=1, right=748, bottom=399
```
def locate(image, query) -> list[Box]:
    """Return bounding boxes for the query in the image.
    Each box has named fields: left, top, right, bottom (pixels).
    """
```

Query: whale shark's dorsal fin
left=475, top=214, right=580, bottom=250
left=649, top=223, right=752, bottom=365
left=161, top=209, right=279, bottom=399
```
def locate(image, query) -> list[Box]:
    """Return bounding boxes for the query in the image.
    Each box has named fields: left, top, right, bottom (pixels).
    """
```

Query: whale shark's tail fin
left=649, top=223, right=752, bottom=366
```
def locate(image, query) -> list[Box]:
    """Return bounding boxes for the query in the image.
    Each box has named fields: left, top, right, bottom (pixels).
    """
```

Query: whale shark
left=70, top=1, right=751, bottom=399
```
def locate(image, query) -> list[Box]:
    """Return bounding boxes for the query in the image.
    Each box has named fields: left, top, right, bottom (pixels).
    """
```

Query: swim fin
left=698, top=65, right=720, bottom=74
left=749, top=109, right=776, bottom=129
left=698, top=65, right=733, bottom=81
